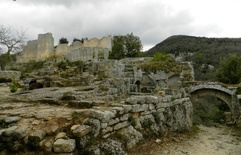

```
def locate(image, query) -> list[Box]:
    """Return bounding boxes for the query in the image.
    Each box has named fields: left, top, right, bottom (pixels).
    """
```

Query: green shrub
left=137, top=52, right=182, bottom=73
left=59, top=37, right=69, bottom=44
left=128, top=115, right=136, bottom=126
left=235, top=87, right=241, bottom=95
left=152, top=112, right=161, bottom=124
left=9, top=79, right=20, bottom=93
left=151, top=53, right=174, bottom=62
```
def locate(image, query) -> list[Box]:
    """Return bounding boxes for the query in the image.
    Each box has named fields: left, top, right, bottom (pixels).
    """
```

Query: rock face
left=0, top=71, right=21, bottom=80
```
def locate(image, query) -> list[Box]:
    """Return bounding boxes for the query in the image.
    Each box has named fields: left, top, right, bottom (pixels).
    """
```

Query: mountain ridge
left=147, top=35, right=241, bottom=81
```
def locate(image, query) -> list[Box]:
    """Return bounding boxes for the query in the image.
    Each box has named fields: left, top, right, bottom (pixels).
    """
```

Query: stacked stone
left=73, top=94, right=193, bottom=151
left=0, top=94, right=192, bottom=154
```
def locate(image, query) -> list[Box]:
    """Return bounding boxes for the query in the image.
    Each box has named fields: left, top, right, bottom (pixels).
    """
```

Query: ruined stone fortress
left=16, top=33, right=112, bottom=63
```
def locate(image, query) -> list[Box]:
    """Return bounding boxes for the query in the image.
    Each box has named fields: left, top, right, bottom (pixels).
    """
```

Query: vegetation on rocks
left=216, top=54, right=241, bottom=84
left=137, top=53, right=181, bottom=73
left=8, top=79, right=20, bottom=93
left=59, top=37, right=69, bottom=44
left=147, top=35, right=241, bottom=81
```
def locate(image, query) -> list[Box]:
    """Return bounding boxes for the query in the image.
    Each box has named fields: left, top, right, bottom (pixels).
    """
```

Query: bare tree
left=0, top=25, right=26, bottom=61
left=0, top=25, right=26, bottom=70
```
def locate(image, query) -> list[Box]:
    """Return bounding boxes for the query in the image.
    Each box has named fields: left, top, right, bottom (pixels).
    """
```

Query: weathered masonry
left=0, top=95, right=192, bottom=154
left=189, top=82, right=240, bottom=123
left=16, top=33, right=112, bottom=63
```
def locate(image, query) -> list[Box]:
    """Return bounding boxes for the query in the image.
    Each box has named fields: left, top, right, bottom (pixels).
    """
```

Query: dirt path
left=130, top=125, right=241, bottom=155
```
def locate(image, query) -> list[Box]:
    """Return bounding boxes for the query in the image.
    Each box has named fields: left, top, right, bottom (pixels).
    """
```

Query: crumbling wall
left=16, top=40, right=38, bottom=63
left=16, top=34, right=112, bottom=63
left=55, top=44, right=69, bottom=57
left=0, top=94, right=192, bottom=154
left=83, top=36, right=112, bottom=51
left=70, top=41, right=83, bottom=51
left=37, top=33, right=54, bottom=60
left=66, top=47, right=109, bottom=62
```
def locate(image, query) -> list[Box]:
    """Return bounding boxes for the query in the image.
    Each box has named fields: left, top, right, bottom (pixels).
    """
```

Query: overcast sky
left=1, top=0, right=241, bottom=51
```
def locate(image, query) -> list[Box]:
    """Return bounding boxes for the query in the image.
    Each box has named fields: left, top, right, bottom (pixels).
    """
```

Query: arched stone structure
left=189, top=83, right=240, bottom=122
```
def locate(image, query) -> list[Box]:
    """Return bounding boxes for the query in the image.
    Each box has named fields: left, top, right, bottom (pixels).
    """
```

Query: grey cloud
left=6, top=0, right=221, bottom=49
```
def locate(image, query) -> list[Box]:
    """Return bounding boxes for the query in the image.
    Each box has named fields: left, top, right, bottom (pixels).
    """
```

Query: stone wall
left=66, top=47, right=109, bottom=62
left=0, top=94, right=192, bottom=154
left=37, top=33, right=55, bottom=60
left=83, top=36, right=112, bottom=51
left=16, top=34, right=112, bottom=63
left=55, top=44, right=70, bottom=57
left=16, top=33, right=55, bottom=63
left=0, top=71, right=21, bottom=80
left=23, top=40, right=38, bottom=62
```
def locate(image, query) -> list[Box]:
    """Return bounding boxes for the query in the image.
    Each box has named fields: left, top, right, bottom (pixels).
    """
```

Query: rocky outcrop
left=0, top=71, right=21, bottom=80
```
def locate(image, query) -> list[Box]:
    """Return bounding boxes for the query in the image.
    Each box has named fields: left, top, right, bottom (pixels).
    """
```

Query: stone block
left=145, top=96, right=159, bottom=104
left=101, top=126, right=113, bottom=135
left=122, top=105, right=132, bottom=113
left=101, top=122, right=108, bottom=129
left=71, top=125, right=91, bottom=138
left=29, top=130, right=46, bottom=142
left=2, top=126, right=18, bottom=137
left=125, top=96, right=146, bottom=105
left=113, top=121, right=130, bottom=130
left=111, top=107, right=125, bottom=115
left=40, top=137, right=54, bottom=153
left=90, top=109, right=115, bottom=123
left=120, top=113, right=130, bottom=121
left=108, top=118, right=120, bottom=126
left=132, top=104, right=148, bottom=112
left=54, top=139, right=76, bottom=153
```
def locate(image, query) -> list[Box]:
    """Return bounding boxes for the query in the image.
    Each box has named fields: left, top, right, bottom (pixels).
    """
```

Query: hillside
left=147, top=35, right=241, bottom=81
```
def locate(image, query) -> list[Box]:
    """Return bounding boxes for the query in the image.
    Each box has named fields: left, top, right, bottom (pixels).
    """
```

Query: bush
left=137, top=53, right=181, bottom=73
left=9, top=79, right=20, bottom=93
left=59, top=37, right=69, bottom=44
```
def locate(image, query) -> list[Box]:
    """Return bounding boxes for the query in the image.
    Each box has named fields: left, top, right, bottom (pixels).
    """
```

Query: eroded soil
left=130, top=125, right=241, bottom=155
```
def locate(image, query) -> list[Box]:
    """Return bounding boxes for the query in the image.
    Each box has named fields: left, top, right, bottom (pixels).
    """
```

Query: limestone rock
left=87, top=119, right=101, bottom=137
left=40, top=137, right=54, bottom=153
left=29, top=130, right=46, bottom=142
left=131, top=104, right=148, bottom=112
left=90, top=109, right=115, bottom=123
left=100, top=139, right=127, bottom=155
left=113, top=121, right=130, bottom=130
left=119, top=125, right=143, bottom=149
left=54, top=138, right=76, bottom=153
left=4, top=116, right=21, bottom=124
left=45, top=124, right=60, bottom=135
left=71, top=125, right=92, bottom=138
left=55, top=132, right=68, bottom=140
left=28, top=130, right=47, bottom=149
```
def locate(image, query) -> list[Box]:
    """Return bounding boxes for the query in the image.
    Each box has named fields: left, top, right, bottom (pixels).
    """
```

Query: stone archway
left=189, top=83, right=240, bottom=122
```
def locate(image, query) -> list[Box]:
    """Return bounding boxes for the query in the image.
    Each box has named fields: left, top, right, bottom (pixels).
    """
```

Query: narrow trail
left=130, top=125, right=241, bottom=155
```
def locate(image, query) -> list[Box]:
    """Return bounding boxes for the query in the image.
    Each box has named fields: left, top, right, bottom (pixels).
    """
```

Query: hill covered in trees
left=147, top=35, right=241, bottom=81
